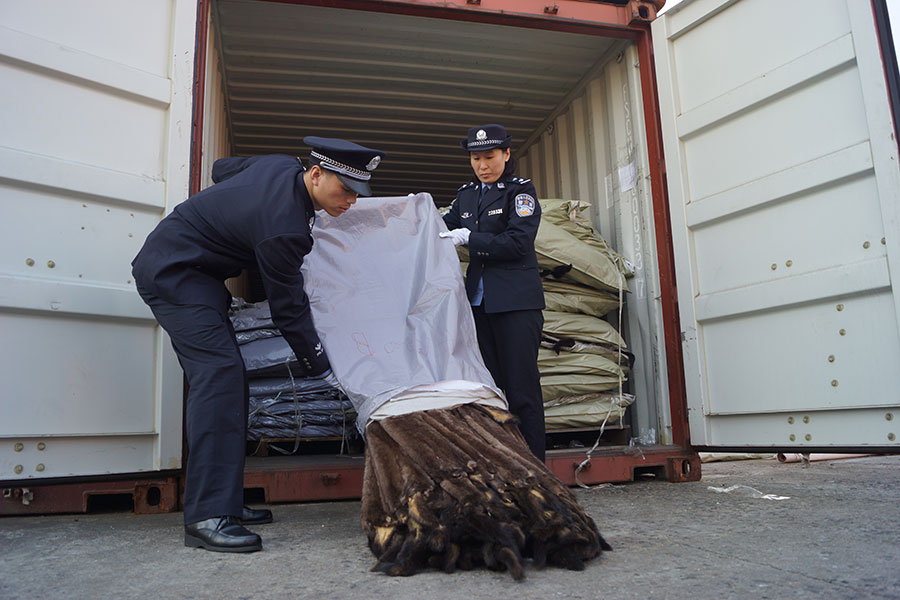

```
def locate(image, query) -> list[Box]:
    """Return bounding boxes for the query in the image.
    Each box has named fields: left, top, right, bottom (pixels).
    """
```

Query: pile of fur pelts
left=360, top=403, right=611, bottom=581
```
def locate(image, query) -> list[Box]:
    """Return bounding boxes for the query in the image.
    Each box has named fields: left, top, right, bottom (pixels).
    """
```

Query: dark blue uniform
left=132, top=154, right=328, bottom=524
left=444, top=175, right=547, bottom=460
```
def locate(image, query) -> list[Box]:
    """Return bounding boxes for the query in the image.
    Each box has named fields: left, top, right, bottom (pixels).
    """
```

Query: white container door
left=0, top=0, right=196, bottom=479
left=652, top=0, right=900, bottom=448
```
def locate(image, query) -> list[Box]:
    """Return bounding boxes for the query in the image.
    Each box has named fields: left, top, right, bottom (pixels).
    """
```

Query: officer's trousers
left=137, top=286, right=248, bottom=525
left=471, top=306, right=545, bottom=461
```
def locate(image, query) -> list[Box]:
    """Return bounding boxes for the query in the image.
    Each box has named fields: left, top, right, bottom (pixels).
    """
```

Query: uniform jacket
left=443, top=175, right=545, bottom=314
left=131, top=154, right=329, bottom=375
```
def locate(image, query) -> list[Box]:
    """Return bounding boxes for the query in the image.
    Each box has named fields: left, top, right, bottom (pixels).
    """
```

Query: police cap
left=303, top=136, right=386, bottom=196
left=460, top=124, right=512, bottom=152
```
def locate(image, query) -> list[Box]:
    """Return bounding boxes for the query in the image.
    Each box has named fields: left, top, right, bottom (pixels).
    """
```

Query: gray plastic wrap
left=238, top=336, right=300, bottom=376
left=249, top=376, right=333, bottom=397
left=302, top=193, right=500, bottom=431
left=230, top=298, right=274, bottom=331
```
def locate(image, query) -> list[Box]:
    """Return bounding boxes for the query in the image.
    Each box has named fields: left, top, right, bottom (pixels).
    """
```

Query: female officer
left=441, top=124, right=546, bottom=461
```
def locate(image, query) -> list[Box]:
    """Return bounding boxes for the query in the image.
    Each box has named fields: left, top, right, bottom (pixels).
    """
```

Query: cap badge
left=366, top=155, right=381, bottom=171
left=476, top=129, right=487, bottom=140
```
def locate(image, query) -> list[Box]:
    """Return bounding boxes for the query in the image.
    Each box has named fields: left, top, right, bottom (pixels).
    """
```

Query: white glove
left=439, top=228, right=471, bottom=246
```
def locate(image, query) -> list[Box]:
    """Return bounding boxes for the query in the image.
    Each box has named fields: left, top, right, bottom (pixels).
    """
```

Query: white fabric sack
left=302, top=193, right=504, bottom=432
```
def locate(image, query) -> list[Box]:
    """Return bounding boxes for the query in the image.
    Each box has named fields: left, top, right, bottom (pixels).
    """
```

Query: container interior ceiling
left=210, top=0, right=672, bottom=444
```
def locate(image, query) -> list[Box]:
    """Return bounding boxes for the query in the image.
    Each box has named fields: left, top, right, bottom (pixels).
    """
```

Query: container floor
left=2, top=455, right=897, bottom=599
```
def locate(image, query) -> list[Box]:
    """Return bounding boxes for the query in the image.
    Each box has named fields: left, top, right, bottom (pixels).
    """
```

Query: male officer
left=132, top=137, right=386, bottom=553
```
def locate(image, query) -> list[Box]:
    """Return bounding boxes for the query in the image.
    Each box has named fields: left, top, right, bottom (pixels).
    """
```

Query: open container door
left=0, top=0, right=197, bottom=511
left=652, top=0, right=900, bottom=450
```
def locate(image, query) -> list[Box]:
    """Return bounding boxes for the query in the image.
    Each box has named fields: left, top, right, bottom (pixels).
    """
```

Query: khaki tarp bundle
left=544, top=392, right=634, bottom=430
left=542, top=279, right=621, bottom=318
left=540, top=373, right=622, bottom=403
left=540, top=199, right=633, bottom=279
left=535, top=219, right=627, bottom=293
left=537, top=348, right=628, bottom=378
left=541, top=334, right=632, bottom=365
left=542, top=311, right=626, bottom=348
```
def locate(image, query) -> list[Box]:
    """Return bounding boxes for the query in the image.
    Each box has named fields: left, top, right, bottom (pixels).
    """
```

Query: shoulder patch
left=511, top=177, right=532, bottom=185
left=458, top=181, right=476, bottom=191
left=515, top=193, right=536, bottom=217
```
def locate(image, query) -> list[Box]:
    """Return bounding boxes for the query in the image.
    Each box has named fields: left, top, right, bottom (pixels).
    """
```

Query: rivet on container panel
left=14, top=443, right=23, bottom=452
left=882, top=237, right=886, bottom=245
left=803, top=415, right=810, bottom=423
left=785, top=260, right=792, bottom=267
left=827, top=355, right=835, bottom=363
left=25, top=258, right=34, bottom=267
left=831, top=380, right=839, bottom=387
left=889, top=433, right=896, bottom=441
left=887, top=413, right=894, bottom=421
left=37, top=442, right=46, bottom=451
left=771, top=264, right=777, bottom=270
left=35, top=464, right=45, bottom=472
left=805, top=434, right=812, bottom=441
left=789, top=434, right=796, bottom=441
left=863, top=241, right=870, bottom=249
left=836, top=304, right=844, bottom=311
left=47, top=260, right=55, bottom=268
left=14, top=465, right=23, bottom=474
left=839, top=329, right=847, bottom=336
left=787, top=417, right=794, bottom=424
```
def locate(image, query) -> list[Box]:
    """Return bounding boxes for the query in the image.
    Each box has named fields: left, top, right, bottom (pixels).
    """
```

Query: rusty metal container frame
left=1, top=0, right=696, bottom=517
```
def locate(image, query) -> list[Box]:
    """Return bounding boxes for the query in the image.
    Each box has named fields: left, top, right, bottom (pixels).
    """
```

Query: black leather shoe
left=241, top=505, right=273, bottom=525
left=184, top=516, right=262, bottom=553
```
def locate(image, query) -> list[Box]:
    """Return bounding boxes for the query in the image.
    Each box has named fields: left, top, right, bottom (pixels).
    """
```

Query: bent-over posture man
left=132, top=137, right=386, bottom=553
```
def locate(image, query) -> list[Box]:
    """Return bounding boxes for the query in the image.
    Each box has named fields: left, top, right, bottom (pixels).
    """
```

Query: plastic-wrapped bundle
left=230, top=298, right=274, bottom=331
left=229, top=305, right=356, bottom=441
left=238, top=335, right=300, bottom=377
left=249, top=376, right=333, bottom=397
left=248, top=395, right=355, bottom=440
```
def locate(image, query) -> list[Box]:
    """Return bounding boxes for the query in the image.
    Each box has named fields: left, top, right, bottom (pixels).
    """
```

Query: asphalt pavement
left=1, top=455, right=898, bottom=599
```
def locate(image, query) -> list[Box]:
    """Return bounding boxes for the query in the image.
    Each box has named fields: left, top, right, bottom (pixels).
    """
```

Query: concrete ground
left=1, top=455, right=898, bottom=600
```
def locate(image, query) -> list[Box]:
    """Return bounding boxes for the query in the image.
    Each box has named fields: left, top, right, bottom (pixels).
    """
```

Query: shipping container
left=2, top=0, right=899, bottom=515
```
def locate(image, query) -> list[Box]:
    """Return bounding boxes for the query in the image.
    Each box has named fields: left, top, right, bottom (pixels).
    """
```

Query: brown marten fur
left=360, top=403, right=611, bottom=581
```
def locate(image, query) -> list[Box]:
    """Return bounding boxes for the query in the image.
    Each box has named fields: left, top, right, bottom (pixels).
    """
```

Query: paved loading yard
left=1, top=455, right=898, bottom=600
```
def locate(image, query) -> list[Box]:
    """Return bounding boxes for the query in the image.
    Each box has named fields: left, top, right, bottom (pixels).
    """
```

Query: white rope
left=573, top=258, right=633, bottom=490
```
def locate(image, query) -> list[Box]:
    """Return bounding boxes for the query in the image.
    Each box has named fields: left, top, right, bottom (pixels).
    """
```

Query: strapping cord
left=265, top=357, right=303, bottom=456
left=573, top=263, right=635, bottom=489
